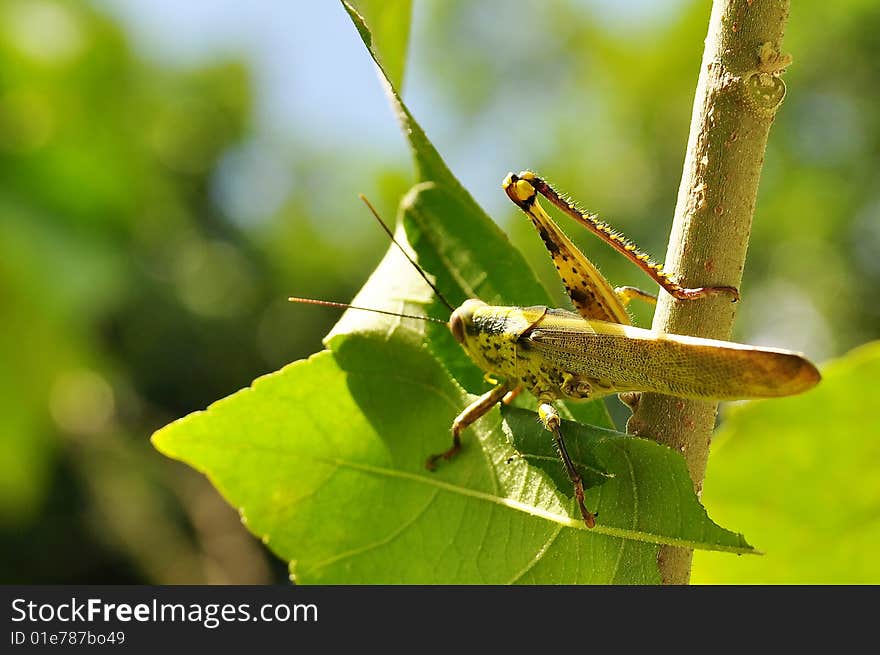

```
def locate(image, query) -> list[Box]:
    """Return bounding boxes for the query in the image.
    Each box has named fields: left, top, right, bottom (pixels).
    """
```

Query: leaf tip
left=340, top=1, right=372, bottom=49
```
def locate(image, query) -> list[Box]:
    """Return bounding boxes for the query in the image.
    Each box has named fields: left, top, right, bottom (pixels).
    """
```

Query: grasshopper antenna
left=359, top=194, right=456, bottom=312
left=288, top=297, right=448, bottom=325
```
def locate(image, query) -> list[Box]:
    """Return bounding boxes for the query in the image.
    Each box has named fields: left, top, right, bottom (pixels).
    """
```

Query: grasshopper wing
left=525, top=311, right=820, bottom=400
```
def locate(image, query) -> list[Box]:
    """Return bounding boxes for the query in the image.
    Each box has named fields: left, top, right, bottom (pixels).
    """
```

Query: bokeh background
left=2, top=0, right=876, bottom=583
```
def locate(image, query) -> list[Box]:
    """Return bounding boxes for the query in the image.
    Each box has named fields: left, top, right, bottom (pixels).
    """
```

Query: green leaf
left=342, top=1, right=412, bottom=93
left=692, top=342, right=880, bottom=584
left=341, top=1, right=457, bottom=188
left=502, top=407, right=752, bottom=554
left=154, top=347, right=653, bottom=584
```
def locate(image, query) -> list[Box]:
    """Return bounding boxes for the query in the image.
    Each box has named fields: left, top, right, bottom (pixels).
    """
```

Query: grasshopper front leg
left=538, top=402, right=596, bottom=529
left=426, top=382, right=511, bottom=471
left=614, top=285, right=657, bottom=308
left=612, top=286, right=655, bottom=414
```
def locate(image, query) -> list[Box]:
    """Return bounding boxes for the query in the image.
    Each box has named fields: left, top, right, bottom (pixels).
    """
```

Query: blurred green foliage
left=692, top=343, right=880, bottom=583
left=1, top=0, right=877, bottom=583
left=0, top=0, right=279, bottom=583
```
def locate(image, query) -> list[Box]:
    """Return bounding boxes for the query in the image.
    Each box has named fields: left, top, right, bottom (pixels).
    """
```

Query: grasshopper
left=291, top=171, right=820, bottom=529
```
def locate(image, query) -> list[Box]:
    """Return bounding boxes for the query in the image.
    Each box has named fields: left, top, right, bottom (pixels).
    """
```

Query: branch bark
left=626, top=0, right=791, bottom=584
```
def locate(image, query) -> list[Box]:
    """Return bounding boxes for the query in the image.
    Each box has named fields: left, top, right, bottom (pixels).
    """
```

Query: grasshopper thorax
left=449, top=300, right=549, bottom=386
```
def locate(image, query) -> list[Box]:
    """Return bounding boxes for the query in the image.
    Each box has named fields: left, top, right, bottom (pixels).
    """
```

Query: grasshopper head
left=449, top=299, right=487, bottom=345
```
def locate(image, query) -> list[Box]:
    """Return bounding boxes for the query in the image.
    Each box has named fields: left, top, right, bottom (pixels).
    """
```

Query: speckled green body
left=460, top=304, right=591, bottom=403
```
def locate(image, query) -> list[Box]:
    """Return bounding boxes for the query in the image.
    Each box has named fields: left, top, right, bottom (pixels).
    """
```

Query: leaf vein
left=323, top=457, right=755, bottom=554
left=506, top=525, right=564, bottom=584
left=306, top=488, right=441, bottom=574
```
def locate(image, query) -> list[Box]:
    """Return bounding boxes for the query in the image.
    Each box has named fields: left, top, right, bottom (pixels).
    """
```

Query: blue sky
left=93, top=1, right=685, bottom=220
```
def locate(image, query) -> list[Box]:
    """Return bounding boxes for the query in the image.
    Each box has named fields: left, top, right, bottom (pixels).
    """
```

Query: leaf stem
left=626, top=0, right=791, bottom=584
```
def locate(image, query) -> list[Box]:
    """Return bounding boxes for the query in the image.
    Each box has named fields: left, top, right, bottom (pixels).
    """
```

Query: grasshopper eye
left=449, top=310, right=466, bottom=344
left=449, top=299, right=485, bottom=344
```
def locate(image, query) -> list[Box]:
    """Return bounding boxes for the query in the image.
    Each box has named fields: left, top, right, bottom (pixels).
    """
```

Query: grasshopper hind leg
left=538, top=402, right=596, bottom=528
left=426, top=382, right=510, bottom=471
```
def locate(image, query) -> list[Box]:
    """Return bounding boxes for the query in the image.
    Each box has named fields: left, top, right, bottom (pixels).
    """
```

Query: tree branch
left=626, top=0, right=791, bottom=585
